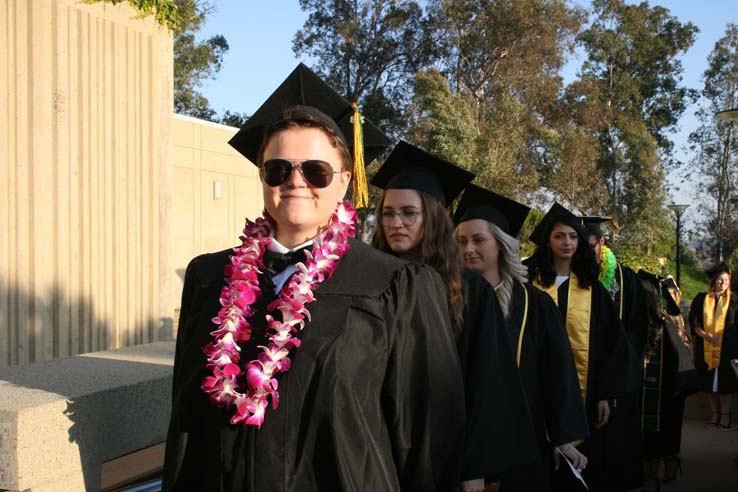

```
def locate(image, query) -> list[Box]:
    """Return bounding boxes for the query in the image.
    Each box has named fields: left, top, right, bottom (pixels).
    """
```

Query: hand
left=554, top=443, right=588, bottom=472
left=707, top=333, right=721, bottom=343
left=596, top=400, right=610, bottom=428
left=461, top=478, right=485, bottom=492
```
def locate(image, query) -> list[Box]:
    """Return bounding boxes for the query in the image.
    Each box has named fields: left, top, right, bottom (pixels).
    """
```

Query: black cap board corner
left=453, top=184, right=531, bottom=238
left=228, top=63, right=390, bottom=167
left=529, top=202, right=584, bottom=246
left=581, top=216, right=616, bottom=238
left=705, top=262, right=730, bottom=279
left=370, top=141, right=475, bottom=207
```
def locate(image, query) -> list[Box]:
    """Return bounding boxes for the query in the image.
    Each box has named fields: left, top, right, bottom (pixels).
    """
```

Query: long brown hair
left=372, top=190, right=465, bottom=333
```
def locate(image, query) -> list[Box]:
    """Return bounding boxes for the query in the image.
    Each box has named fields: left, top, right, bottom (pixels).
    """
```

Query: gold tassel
left=351, top=102, right=368, bottom=209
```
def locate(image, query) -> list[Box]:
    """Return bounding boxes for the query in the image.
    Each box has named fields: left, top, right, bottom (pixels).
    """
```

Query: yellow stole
left=702, top=290, right=730, bottom=371
left=515, top=284, right=529, bottom=366
left=534, top=273, right=592, bottom=401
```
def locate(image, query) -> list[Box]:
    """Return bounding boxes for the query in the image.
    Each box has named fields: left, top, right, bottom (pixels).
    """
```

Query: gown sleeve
left=380, top=263, right=466, bottom=492
left=163, top=251, right=232, bottom=491
left=532, top=286, right=590, bottom=446
left=163, top=255, right=201, bottom=490
left=590, top=283, right=637, bottom=401
left=688, top=293, right=706, bottom=332
left=458, top=271, right=538, bottom=480
left=621, top=267, right=649, bottom=360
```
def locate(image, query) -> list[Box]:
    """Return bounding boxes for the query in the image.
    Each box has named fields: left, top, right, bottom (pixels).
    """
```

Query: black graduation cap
left=706, top=262, right=730, bottom=279
left=529, top=203, right=584, bottom=246
left=228, top=63, right=389, bottom=166
left=581, top=216, right=616, bottom=238
left=370, top=141, right=475, bottom=207
left=453, top=184, right=531, bottom=237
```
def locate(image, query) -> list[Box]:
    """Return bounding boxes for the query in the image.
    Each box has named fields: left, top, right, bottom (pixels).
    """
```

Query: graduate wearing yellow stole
left=688, top=263, right=738, bottom=430
left=525, top=204, right=635, bottom=492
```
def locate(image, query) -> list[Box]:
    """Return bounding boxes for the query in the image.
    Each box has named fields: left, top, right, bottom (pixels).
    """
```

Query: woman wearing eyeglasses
left=371, top=142, right=538, bottom=492
left=162, top=65, right=466, bottom=492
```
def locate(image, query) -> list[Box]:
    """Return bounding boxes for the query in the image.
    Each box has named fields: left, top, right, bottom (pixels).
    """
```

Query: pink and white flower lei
left=201, top=201, right=357, bottom=427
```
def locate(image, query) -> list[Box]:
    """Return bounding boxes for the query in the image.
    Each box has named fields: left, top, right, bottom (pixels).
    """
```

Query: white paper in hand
left=556, top=447, right=589, bottom=491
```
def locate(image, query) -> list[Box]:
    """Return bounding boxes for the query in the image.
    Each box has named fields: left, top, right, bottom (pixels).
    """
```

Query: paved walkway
left=663, top=417, right=738, bottom=492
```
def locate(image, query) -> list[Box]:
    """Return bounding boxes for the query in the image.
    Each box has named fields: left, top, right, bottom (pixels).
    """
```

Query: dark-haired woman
left=525, top=204, right=634, bottom=492
left=688, top=263, right=738, bottom=430
left=162, top=66, right=465, bottom=492
left=370, top=142, right=537, bottom=492
left=453, top=186, right=589, bottom=492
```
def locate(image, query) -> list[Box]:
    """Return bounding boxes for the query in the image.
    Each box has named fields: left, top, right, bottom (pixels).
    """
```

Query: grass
left=664, top=260, right=708, bottom=303
left=618, top=253, right=708, bottom=304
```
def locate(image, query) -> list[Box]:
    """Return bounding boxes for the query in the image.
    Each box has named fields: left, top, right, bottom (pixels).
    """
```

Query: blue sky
left=198, top=0, right=738, bottom=211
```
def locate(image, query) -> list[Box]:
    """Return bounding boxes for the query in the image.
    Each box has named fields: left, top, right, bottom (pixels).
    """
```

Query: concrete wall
left=0, top=0, right=174, bottom=367
left=171, top=114, right=263, bottom=300
left=0, top=342, right=175, bottom=492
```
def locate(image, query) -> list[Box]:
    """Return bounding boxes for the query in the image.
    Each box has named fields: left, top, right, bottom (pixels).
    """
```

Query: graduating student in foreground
left=525, top=204, right=634, bottom=492
left=162, top=64, right=466, bottom=492
left=688, top=262, right=738, bottom=430
left=582, top=217, right=648, bottom=492
left=453, top=185, right=589, bottom=492
left=370, top=142, right=538, bottom=492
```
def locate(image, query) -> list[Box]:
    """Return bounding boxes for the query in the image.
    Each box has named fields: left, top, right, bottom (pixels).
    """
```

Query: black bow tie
left=263, top=247, right=310, bottom=277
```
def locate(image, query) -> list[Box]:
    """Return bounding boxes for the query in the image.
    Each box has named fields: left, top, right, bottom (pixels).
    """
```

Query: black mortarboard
left=706, top=262, right=730, bottom=279
left=228, top=63, right=389, bottom=165
left=453, top=184, right=531, bottom=237
left=370, top=141, right=475, bottom=207
left=529, top=203, right=584, bottom=246
left=581, top=216, right=615, bottom=238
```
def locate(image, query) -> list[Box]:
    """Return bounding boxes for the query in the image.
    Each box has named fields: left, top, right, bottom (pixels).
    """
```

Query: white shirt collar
left=267, top=237, right=313, bottom=254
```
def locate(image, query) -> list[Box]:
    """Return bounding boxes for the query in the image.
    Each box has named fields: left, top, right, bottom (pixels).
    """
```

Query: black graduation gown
left=688, top=291, right=738, bottom=393
left=162, top=239, right=466, bottom=492
left=533, top=277, right=634, bottom=492
left=600, top=265, right=648, bottom=492
left=456, top=269, right=538, bottom=482
left=500, top=281, right=589, bottom=492
left=639, top=271, right=700, bottom=459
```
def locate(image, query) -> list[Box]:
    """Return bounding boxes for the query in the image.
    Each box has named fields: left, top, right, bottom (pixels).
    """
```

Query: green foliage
left=687, top=24, right=738, bottom=262
left=520, top=208, right=546, bottom=258
left=617, top=250, right=665, bottom=276
left=173, top=0, right=229, bottom=121
left=83, top=0, right=179, bottom=31
left=558, top=0, right=697, bottom=258
left=665, top=261, right=708, bottom=302
left=219, top=111, right=249, bottom=128
left=293, top=0, right=437, bottom=136
left=412, top=0, right=584, bottom=198
left=410, top=70, right=478, bottom=168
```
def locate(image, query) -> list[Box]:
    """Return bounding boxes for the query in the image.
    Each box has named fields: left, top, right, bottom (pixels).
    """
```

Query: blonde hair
left=456, top=221, right=528, bottom=319
left=489, top=223, right=528, bottom=319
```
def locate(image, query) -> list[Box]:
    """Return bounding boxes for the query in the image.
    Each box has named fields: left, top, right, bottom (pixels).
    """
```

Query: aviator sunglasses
left=260, top=158, right=341, bottom=188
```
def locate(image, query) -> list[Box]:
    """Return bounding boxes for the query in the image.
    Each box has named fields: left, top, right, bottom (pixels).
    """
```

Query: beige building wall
left=0, top=0, right=173, bottom=367
left=171, top=114, right=263, bottom=303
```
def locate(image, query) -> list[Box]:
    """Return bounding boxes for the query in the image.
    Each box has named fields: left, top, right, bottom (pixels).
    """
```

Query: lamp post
left=667, top=204, right=689, bottom=286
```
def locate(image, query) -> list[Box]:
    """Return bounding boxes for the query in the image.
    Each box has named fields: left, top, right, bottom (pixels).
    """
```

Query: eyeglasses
left=260, top=158, right=341, bottom=188
left=380, top=210, right=422, bottom=226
